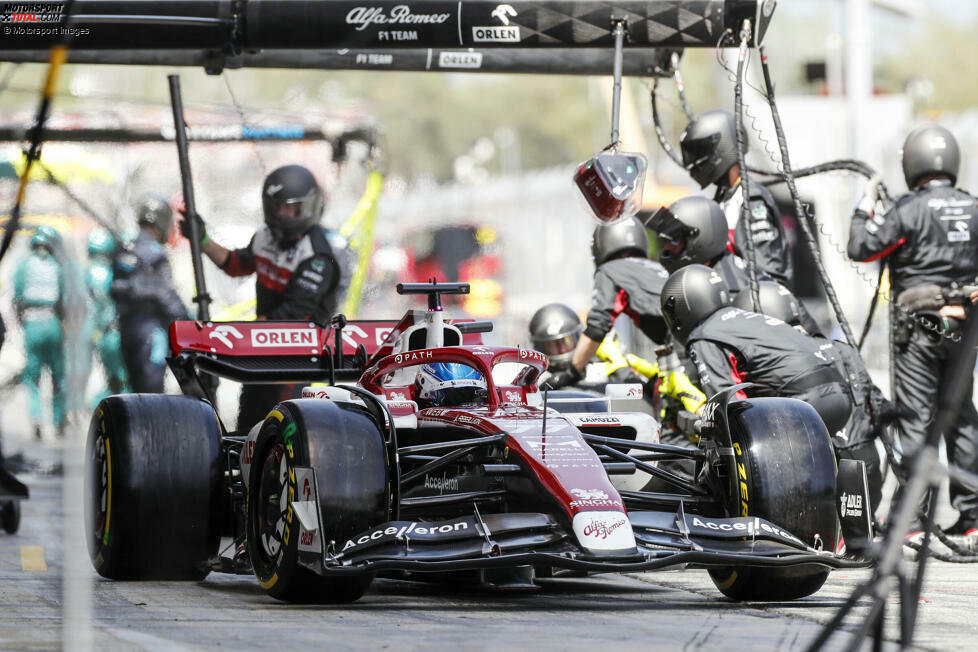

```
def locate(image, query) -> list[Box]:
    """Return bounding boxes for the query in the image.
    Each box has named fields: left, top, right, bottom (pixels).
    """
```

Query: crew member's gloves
left=658, top=369, right=707, bottom=414
left=625, top=353, right=660, bottom=379
left=857, top=173, right=884, bottom=214
left=541, top=365, right=582, bottom=390
left=596, top=332, right=629, bottom=376
left=178, top=210, right=210, bottom=245
left=874, top=398, right=913, bottom=427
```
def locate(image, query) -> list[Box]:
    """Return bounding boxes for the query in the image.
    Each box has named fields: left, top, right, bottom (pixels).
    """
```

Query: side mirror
left=574, top=151, right=647, bottom=224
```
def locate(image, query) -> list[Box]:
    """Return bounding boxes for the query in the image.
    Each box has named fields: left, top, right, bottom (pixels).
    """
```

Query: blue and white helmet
left=415, top=363, right=488, bottom=407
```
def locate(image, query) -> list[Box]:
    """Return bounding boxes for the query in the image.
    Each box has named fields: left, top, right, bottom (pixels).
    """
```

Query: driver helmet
left=528, top=303, right=581, bottom=369
left=262, top=164, right=326, bottom=248
left=650, top=196, right=728, bottom=273
left=415, top=362, right=488, bottom=408
left=731, top=281, right=803, bottom=327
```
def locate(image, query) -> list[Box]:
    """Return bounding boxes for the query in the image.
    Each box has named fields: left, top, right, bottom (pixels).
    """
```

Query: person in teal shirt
left=13, top=226, right=67, bottom=439
left=85, top=228, right=129, bottom=404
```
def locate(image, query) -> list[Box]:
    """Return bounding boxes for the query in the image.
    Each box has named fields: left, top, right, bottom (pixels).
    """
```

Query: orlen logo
left=582, top=518, right=627, bottom=540
left=251, top=328, right=317, bottom=348
left=209, top=324, right=244, bottom=348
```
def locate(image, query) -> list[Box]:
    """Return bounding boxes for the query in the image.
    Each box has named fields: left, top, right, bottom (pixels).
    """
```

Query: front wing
left=292, top=509, right=870, bottom=577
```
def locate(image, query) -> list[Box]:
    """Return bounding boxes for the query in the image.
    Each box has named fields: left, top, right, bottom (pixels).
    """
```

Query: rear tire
left=247, top=399, right=390, bottom=603
left=708, top=397, right=838, bottom=601
left=85, top=394, right=224, bottom=580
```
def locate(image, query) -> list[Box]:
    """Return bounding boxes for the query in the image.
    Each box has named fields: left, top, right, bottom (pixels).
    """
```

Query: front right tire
left=708, top=397, right=839, bottom=601
left=247, top=399, right=390, bottom=603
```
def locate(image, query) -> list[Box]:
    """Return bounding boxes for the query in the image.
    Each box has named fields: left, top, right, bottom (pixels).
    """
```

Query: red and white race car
left=86, top=281, right=869, bottom=603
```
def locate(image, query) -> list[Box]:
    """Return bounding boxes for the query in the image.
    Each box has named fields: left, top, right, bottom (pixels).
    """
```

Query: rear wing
left=166, top=317, right=485, bottom=397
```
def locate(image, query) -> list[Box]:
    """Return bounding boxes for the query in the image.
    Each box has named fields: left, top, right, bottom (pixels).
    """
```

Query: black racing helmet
left=648, top=196, right=729, bottom=272
left=528, top=303, right=582, bottom=368
left=660, top=264, right=729, bottom=343
left=679, top=109, right=744, bottom=189
left=901, top=125, right=960, bottom=189
left=732, top=280, right=802, bottom=326
left=591, top=215, right=649, bottom=266
left=136, top=193, right=174, bottom=238
left=262, top=165, right=326, bottom=247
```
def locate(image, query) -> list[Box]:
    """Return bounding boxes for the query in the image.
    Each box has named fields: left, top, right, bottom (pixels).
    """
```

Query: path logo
left=251, top=328, right=318, bottom=348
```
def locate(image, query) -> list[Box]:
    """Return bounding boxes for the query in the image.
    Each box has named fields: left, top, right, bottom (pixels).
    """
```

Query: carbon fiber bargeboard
left=0, top=1, right=774, bottom=50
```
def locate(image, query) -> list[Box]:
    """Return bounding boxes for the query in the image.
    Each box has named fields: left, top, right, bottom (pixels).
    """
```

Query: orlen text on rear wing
left=0, top=1, right=775, bottom=51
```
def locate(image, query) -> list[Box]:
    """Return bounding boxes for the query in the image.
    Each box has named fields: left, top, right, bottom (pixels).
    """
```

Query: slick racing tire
left=86, top=394, right=223, bottom=580
left=247, top=399, right=390, bottom=604
left=708, top=397, right=838, bottom=601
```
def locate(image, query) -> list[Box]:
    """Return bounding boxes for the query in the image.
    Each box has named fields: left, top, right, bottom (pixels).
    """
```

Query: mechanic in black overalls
left=542, top=216, right=671, bottom=390
left=660, top=265, right=852, bottom=435
left=649, top=195, right=822, bottom=335
left=680, top=109, right=793, bottom=289
left=847, top=125, right=978, bottom=535
left=732, top=281, right=893, bottom=516
left=112, top=195, right=190, bottom=394
left=181, top=165, right=343, bottom=431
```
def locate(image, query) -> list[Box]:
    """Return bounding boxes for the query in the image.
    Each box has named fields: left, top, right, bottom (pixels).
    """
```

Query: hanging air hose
left=671, top=51, right=693, bottom=121
left=651, top=79, right=684, bottom=168
left=857, top=264, right=885, bottom=351
left=732, top=23, right=761, bottom=312
left=757, top=46, right=857, bottom=348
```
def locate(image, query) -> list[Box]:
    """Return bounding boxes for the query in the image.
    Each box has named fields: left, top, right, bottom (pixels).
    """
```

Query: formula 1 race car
left=85, top=281, right=871, bottom=603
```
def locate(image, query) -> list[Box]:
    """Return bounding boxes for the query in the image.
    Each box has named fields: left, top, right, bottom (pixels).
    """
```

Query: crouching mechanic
left=528, top=302, right=706, bottom=416
left=732, top=281, right=892, bottom=516
left=660, top=265, right=853, bottom=436
left=542, top=216, right=672, bottom=389
left=181, top=164, right=344, bottom=430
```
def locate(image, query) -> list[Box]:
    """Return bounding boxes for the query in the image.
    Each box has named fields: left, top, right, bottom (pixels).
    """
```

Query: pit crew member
left=661, top=265, right=852, bottom=436
left=181, top=164, right=344, bottom=430
left=847, top=125, right=978, bottom=535
left=680, top=109, right=793, bottom=288
left=112, top=195, right=190, bottom=394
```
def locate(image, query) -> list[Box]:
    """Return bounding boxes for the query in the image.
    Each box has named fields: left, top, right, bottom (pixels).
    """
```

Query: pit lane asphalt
left=1, top=430, right=975, bottom=650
